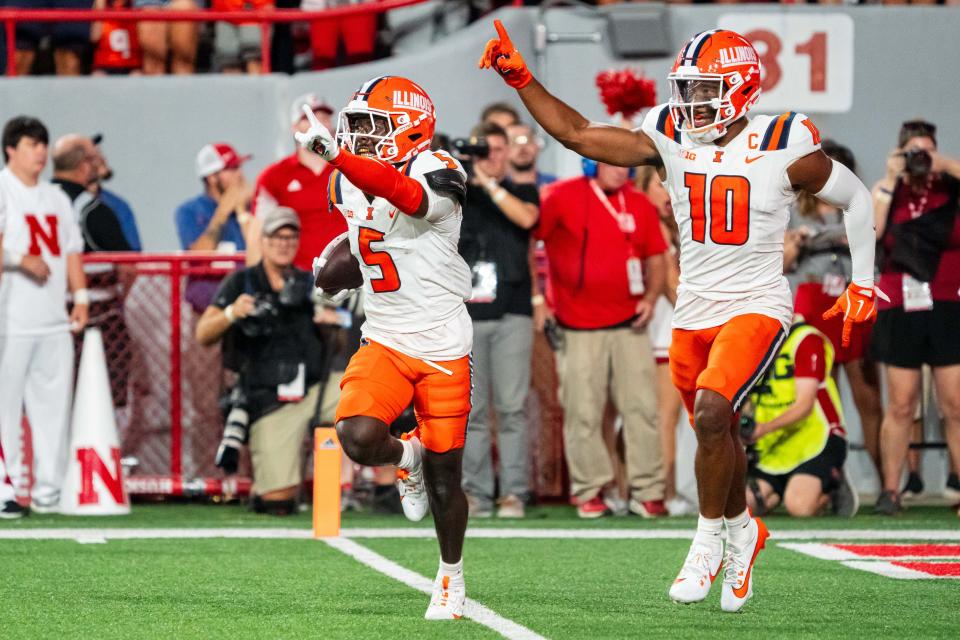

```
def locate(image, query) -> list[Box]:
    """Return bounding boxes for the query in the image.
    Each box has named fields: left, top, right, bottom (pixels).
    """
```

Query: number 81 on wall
left=718, top=13, right=854, bottom=113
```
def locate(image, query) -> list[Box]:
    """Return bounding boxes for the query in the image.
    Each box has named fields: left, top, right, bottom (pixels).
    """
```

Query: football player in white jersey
left=296, top=76, right=473, bottom=620
left=0, top=116, right=89, bottom=518
left=481, top=23, right=882, bottom=611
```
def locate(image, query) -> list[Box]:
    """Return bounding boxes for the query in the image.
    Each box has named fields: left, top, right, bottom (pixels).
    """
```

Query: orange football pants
left=669, top=313, right=786, bottom=421
left=335, top=339, right=472, bottom=453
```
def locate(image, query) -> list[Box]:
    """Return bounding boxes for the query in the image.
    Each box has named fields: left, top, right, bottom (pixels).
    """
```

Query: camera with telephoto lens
left=450, top=136, right=489, bottom=177
left=903, top=149, right=932, bottom=178
left=237, top=293, right=279, bottom=337
left=215, top=386, right=249, bottom=474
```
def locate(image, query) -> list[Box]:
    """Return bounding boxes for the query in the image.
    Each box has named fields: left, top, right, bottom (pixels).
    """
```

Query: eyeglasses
left=268, top=233, right=300, bottom=243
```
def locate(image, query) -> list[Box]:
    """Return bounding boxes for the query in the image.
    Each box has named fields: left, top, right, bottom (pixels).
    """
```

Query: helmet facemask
left=337, top=109, right=405, bottom=163
left=668, top=72, right=744, bottom=144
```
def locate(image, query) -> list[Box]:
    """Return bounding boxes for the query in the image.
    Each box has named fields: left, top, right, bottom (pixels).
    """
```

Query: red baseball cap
left=195, top=143, right=252, bottom=178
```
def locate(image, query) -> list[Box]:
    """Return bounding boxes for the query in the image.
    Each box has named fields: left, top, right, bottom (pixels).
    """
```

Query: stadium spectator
left=52, top=135, right=132, bottom=253
left=135, top=0, right=198, bottom=74
left=783, top=140, right=883, bottom=482
left=481, top=101, right=520, bottom=130
left=458, top=121, right=539, bottom=519
left=303, top=0, right=380, bottom=70
left=7, top=0, right=91, bottom=75
left=537, top=160, right=667, bottom=518
left=636, top=164, right=691, bottom=516
left=196, top=207, right=332, bottom=515
left=506, top=122, right=555, bottom=188
left=211, top=0, right=273, bottom=73
left=92, top=0, right=143, bottom=75
left=90, top=134, right=142, bottom=251
left=743, top=319, right=858, bottom=518
left=871, top=119, right=960, bottom=515
left=246, top=94, right=344, bottom=270
left=52, top=134, right=134, bottom=407
left=0, top=116, right=88, bottom=518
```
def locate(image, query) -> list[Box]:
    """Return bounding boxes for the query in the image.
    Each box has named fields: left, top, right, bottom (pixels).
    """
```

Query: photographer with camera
left=456, top=121, right=539, bottom=519
left=871, top=119, right=960, bottom=516
left=196, top=207, right=330, bottom=515
left=742, top=319, right=857, bottom=518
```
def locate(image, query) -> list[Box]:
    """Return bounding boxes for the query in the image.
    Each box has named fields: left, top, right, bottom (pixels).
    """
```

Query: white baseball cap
left=195, top=143, right=251, bottom=178
left=290, top=92, right=333, bottom=126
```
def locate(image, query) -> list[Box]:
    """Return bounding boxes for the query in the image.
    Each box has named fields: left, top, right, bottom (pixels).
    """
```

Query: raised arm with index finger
left=478, top=19, right=660, bottom=168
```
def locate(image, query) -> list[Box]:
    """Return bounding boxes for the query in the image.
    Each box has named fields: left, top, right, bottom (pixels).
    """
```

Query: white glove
left=293, top=105, right=340, bottom=162
left=312, top=286, right=357, bottom=307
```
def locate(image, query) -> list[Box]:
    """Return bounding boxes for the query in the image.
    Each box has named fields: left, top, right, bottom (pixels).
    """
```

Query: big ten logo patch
left=25, top=214, right=61, bottom=256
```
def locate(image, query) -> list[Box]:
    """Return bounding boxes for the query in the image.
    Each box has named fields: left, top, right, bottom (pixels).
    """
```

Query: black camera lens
left=903, top=149, right=932, bottom=178
left=451, top=136, right=490, bottom=159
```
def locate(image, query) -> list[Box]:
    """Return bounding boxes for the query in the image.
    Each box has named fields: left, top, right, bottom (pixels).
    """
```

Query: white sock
left=397, top=438, right=420, bottom=471
left=724, top=509, right=753, bottom=545
left=439, top=558, right=464, bottom=582
left=693, top=514, right=723, bottom=552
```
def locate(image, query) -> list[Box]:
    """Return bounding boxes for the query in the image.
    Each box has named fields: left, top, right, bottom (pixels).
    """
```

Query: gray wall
left=2, top=6, right=958, bottom=252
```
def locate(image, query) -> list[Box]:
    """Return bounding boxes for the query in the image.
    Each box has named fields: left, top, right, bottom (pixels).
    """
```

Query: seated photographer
left=742, top=319, right=857, bottom=518
left=196, top=207, right=330, bottom=515
left=870, top=119, right=960, bottom=516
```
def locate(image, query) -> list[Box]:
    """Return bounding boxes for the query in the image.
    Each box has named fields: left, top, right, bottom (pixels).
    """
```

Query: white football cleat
left=424, top=574, right=465, bottom=620
left=396, top=437, right=428, bottom=522
left=720, top=517, right=769, bottom=613
left=669, top=541, right=723, bottom=604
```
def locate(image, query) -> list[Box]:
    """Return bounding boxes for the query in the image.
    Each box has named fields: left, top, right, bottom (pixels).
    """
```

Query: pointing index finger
left=303, top=104, right=321, bottom=127
left=494, top=19, right=513, bottom=48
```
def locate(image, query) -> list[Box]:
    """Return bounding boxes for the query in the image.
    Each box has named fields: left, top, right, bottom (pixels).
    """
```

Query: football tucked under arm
left=313, top=232, right=363, bottom=303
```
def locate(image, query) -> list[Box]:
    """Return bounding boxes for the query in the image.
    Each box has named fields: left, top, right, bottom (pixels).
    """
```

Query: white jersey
left=330, top=152, right=473, bottom=360
left=0, top=167, right=83, bottom=336
left=641, top=104, right=821, bottom=331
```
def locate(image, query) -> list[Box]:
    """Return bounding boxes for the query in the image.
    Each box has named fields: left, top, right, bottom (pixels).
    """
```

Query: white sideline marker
left=324, top=537, right=547, bottom=640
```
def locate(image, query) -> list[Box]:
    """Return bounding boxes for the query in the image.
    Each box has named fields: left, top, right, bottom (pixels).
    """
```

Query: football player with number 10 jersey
left=481, top=23, right=883, bottom=612
left=295, top=76, right=473, bottom=620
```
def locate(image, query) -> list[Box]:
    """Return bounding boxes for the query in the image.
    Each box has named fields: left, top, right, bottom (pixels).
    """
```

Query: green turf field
left=1, top=505, right=957, bottom=639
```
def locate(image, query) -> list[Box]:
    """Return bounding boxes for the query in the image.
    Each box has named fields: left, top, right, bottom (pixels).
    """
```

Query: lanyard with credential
left=589, top=179, right=636, bottom=236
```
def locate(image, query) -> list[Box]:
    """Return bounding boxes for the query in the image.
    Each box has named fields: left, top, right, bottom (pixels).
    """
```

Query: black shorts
left=10, top=0, right=91, bottom=50
left=753, top=434, right=847, bottom=498
left=870, top=301, right=960, bottom=369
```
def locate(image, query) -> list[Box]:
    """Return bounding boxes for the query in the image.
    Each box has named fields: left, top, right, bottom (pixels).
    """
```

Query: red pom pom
left=595, top=68, right=658, bottom=119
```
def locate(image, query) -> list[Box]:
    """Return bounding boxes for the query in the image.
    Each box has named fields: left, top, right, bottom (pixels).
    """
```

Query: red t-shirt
left=536, top=177, right=667, bottom=329
left=93, top=1, right=142, bottom=70
left=878, top=174, right=960, bottom=310
left=252, top=153, right=344, bottom=271
left=793, top=331, right=844, bottom=436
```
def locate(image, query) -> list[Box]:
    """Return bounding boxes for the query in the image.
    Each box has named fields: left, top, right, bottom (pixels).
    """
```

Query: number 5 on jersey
left=685, top=173, right=751, bottom=246
left=358, top=227, right=401, bottom=292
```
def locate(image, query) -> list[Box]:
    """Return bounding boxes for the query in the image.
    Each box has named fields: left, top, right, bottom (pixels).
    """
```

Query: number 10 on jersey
left=684, top=173, right=751, bottom=246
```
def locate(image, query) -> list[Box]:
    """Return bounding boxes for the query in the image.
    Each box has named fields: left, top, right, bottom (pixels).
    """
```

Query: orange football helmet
left=336, top=75, right=436, bottom=164
left=667, top=30, right=761, bottom=144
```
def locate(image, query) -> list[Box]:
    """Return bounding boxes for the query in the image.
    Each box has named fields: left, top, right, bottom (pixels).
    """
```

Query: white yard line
left=1, top=527, right=959, bottom=541
left=324, top=537, right=547, bottom=640
left=779, top=542, right=960, bottom=561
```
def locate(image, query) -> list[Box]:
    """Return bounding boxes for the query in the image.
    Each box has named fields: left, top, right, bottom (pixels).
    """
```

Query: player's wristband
left=73, top=288, right=91, bottom=305
left=224, top=304, right=237, bottom=324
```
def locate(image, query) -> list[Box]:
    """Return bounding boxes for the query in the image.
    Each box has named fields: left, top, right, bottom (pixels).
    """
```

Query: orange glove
left=823, top=283, right=890, bottom=347
left=478, top=19, right=533, bottom=90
